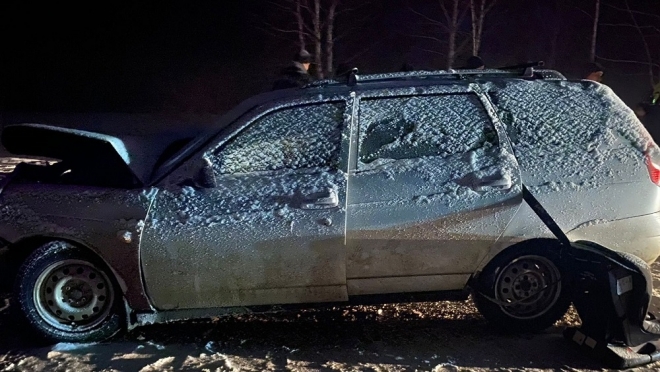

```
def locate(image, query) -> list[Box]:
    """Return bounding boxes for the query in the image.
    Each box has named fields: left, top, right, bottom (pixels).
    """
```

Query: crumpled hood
left=1, top=123, right=143, bottom=188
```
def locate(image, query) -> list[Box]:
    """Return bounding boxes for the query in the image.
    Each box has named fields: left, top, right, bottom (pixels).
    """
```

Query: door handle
left=474, top=174, right=513, bottom=190
left=299, top=189, right=339, bottom=209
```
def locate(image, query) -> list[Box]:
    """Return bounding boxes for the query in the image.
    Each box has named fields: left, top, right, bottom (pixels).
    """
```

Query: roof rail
left=351, top=67, right=542, bottom=84
left=305, top=61, right=563, bottom=88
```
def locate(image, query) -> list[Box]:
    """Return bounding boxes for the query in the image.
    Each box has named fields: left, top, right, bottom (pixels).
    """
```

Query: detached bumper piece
left=564, top=328, right=660, bottom=369
left=564, top=241, right=660, bottom=369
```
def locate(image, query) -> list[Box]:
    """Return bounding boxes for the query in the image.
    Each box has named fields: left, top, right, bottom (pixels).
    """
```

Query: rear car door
left=140, top=98, right=351, bottom=310
left=345, top=85, right=524, bottom=295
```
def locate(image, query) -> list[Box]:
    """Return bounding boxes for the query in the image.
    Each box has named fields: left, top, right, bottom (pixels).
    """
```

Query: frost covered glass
left=358, top=94, right=496, bottom=166
left=490, top=81, right=651, bottom=180
left=213, top=102, right=345, bottom=174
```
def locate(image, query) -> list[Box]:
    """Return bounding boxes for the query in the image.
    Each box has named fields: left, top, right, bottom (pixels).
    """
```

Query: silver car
left=1, top=68, right=658, bottom=342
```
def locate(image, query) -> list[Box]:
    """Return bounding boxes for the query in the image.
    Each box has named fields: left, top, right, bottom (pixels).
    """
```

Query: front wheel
left=472, top=245, right=571, bottom=332
left=14, top=241, right=124, bottom=342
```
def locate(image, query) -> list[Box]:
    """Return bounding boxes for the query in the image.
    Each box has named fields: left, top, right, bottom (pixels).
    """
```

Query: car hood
left=1, top=123, right=143, bottom=188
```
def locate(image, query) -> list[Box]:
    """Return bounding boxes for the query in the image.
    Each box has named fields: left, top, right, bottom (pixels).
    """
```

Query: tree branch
left=624, top=0, right=657, bottom=86
left=335, top=1, right=374, bottom=17
left=484, top=0, right=497, bottom=15
left=573, top=5, right=594, bottom=20
left=415, top=46, right=446, bottom=56
left=266, top=0, right=295, bottom=12
left=256, top=25, right=308, bottom=43
left=410, top=34, right=446, bottom=43
left=262, top=21, right=314, bottom=37
left=604, top=3, right=660, bottom=21
left=595, top=55, right=660, bottom=69
left=600, top=23, right=660, bottom=33
left=409, top=6, right=450, bottom=32
left=341, top=39, right=386, bottom=63
left=439, top=0, right=452, bottom=24
left=457, top=1, right=471, bottom=23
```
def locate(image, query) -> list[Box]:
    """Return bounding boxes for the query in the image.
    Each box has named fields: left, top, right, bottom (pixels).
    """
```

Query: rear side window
left=211, top=102, right=345, bottom=175
left=357, top=94, right=497, bottom=167
left=490, top=80, right=652, bottom=180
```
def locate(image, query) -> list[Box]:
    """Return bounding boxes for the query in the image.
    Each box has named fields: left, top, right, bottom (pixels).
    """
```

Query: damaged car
left=1, top=67, right=660, bottom=342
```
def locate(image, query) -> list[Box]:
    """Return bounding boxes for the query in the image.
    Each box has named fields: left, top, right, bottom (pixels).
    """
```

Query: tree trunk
left=312, top=0, right=323, bottom=79
left=447, top=0, right=459, bottom=69
left=470, top=0, right=477, bottom=55
left=475, top=0, right=487, bottom=55
left=590, top=0, right=600, bottom=62
left=295, top=0, right=306, bottom=51
left=325, top=0, right=339, bottom=77
left=470, top=0, right=494, bottom=56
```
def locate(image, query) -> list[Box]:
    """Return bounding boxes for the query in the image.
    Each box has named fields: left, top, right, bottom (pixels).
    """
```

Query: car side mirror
left=179, top=157, right=216, bottom=189
left=193, top=157, right=217, bottom=189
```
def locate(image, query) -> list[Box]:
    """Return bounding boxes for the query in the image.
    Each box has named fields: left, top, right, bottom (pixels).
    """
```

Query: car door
left=140, top=99, right=351, bottom=310
left=345, top=85, right=524, bottom=295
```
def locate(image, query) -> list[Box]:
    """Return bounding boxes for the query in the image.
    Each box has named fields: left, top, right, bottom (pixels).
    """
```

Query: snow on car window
left=357, top=94, right=496, bottom=167
left=489, top=80, right=653, bottom=184
left=212, top=102, right=344, bottom=175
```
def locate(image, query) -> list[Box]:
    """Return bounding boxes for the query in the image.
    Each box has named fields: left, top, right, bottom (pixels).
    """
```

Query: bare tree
left=325, top=0, right=339, bottom=77
left=312, top=0, right=323, bottom=78
left=295, top=0, right=306, bottom=51
left=446, top=0, right=461, bottom=68
left=597, top=0, right=660, bottom=88
left=469, top=0, right=496, bottom=56
left=624, top=0, right=655, bottom=87
left=412, top=0, right=499, bottom=69
left=410, top=0, right=470, bottom=69
left=261, top=0, right=369, bottom=79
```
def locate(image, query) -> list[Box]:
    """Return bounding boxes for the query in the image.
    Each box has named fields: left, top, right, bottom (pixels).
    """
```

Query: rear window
left=490, top=80, right=653, bottom=182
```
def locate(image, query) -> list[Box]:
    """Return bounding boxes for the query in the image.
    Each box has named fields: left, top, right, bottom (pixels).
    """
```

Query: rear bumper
left=566, top=212, right=660, bottom=264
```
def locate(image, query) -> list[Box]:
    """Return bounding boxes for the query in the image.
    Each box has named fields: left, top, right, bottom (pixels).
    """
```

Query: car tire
left=472, top=244, right=571, bottom=332
left=13, top=241, right=124, bottom=342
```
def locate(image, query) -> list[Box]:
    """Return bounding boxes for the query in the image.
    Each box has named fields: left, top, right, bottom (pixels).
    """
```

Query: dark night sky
left=2, top=1, right=265, bottom=112
left=2, top=0, right=659, bottom=117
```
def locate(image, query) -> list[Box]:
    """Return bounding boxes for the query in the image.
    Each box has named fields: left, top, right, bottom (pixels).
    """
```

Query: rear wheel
left=473, top=245, right=571, bottom=332
left=14, top=241, right=123, bottom=342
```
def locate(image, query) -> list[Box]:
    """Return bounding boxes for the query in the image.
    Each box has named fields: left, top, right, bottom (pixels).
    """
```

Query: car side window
left=211, top=102, right=345, bottom=175
left=358, top=94, right=498, bottom=167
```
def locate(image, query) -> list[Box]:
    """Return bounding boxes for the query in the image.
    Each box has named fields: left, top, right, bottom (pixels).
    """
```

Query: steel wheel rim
left=33, top=259, right=114, bottom=331
left=494, top=255, right=562, bottom=320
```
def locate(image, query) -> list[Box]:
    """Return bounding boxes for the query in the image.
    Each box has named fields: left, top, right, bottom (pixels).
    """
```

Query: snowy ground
left=1, top=157, right=660, bottom=371
left=2, top=293, right=659, bottom=372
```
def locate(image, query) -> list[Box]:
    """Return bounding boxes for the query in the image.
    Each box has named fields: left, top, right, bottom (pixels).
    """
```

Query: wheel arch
left=469, top=237, right=572, bottom=331
left=468, top=237, right=563, bottom=289
left=2, top=235, right=129, bottom=296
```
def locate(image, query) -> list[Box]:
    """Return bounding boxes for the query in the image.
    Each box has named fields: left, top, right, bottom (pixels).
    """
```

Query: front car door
left=140, top=97, right=351, bottom=310
left=345, top=84, right=524, bottom=295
